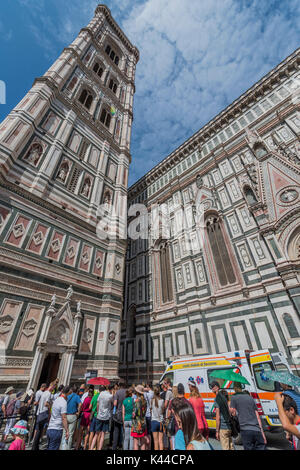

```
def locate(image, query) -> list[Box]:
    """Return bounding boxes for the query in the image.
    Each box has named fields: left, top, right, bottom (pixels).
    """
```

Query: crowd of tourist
left=0, top=377, right=300, bottom=451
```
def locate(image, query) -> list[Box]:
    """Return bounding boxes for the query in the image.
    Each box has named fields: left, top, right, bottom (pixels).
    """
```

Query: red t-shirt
left=189, top=396, right=209, bottom=438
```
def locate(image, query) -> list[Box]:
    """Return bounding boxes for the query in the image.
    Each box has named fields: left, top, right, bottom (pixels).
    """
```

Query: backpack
left=6, top=398, right=17, bottom=417
left=0, top=395, right=5, bottom=416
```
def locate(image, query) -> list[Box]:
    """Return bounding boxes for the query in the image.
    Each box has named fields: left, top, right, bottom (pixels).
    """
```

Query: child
left=8, top=420, right=28, bottom=450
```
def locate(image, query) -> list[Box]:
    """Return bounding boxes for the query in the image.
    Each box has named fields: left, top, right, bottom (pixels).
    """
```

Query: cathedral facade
left=0, top=5, right=139, bottom=391
left=120, top=48, right=300, bottom=383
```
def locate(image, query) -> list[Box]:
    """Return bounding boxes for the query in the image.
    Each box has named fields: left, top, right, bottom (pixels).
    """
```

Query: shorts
left=146, top=417, right=152, bottom=434
left=95, top=419, right=110, bottom=433
left=151, top=420, right=162, bottom=433
left=89, top=416, right=97, bottom=433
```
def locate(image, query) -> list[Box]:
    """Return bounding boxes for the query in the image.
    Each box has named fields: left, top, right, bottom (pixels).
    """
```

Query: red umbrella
left=87, top=377, right=110, bottom=386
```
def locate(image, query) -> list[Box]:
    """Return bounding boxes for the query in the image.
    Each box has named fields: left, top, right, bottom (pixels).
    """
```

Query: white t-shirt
left=48, top=396, right=67, bottom=431
left=37, top=390, right=52, bottom=415
left=151, top=398, right=164, bottom=422
left=97, top=391, right=113, bottom=421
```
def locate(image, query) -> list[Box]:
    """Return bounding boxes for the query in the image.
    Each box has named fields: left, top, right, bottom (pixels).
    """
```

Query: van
left=160, top=349, right=292, bottom=431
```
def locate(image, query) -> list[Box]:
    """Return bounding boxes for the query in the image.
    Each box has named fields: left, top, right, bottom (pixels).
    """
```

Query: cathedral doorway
left=38, top=353, right=60, bottom=387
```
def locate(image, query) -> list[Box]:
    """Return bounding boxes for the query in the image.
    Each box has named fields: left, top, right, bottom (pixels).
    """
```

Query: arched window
left=194, top=329, right=202, bottom=349
left=105, top=44, right=120, bottom=66
left=100, top=107, right=111, bottom=129
left=109, top=78, right=118, bottom=94
left=93, top=62, right=104, bottom=78
left=244, top=186, right=258, bottom=206
left=127, top=306, right=136, bottom=338
left=206, top=216, right=236, bottom=287
left=67, top=76, right=78, bottom=91
left=78, top=89, right=93, bottom=110
left=159, top=242, right=173, bottom=303
left=283, top=313, right=299, bottom=338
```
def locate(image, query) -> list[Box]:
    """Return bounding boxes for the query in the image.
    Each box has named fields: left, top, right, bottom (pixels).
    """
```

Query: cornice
left=129, top=47, right=300, bottom=195
left=95, top=4, right=140, bottom=62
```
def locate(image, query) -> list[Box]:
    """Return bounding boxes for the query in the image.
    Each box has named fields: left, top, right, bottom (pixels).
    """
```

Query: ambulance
left=160, top=349, right=292, bottom=431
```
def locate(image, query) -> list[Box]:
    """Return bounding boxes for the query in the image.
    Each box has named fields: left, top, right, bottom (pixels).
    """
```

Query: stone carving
left=25, top=143, right=43, bottom=166
left=196, top=175, right=203, bottom=189
left=115, top=263, right=121, bottom=275
left=0, top=315, right=14, bottom=334
left=51, top=238, right=61, bottom=253
left=83, top=327, right=93, bottom=343
left=279, top=189, right=298, bottom=203
left=57, top=163, right=69, bottom=183
left=22, top=319, right=37, bottom=337
left=50, top=295, right=56, bottom=309
left=13, top=223, right=25, bottom=239
left=77, top=301, right=81, bottom=315
left=32, top=231, right=44, bottom=246
left=66, top=286, right=73, bottom=301
left=108, top=330, right=117, bottom=344
left=81, top=179, right=91, bottom=197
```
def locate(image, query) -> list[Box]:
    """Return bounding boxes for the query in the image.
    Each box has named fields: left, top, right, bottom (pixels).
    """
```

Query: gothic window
left=283, top=313, right=299, bottom=338
left=138, top=339, right=142, bottom=356
left=114, top=119, right=121, bottom=141
left=67, top=76, right=78, bottom=91
left=93, top=62, right=104, bottom=79
left=105, top=44, right=120, bottom=66
left=24, top=142, right=43, bottom=166
left=159, top=242, right=173, bottom=304
left=100, top=107, right=111, bottom=129
left=127, top=306, right=136, bottom=338
left=78, top=89, right=93, bottom=110
left=287, top=227, right=300, bottom=261
left=244, top=186, right=258, bottom=206
left=108, top=78, right=118, bottom=94
left=194, top=329, right=202, bottom=349
left=206, top=216, right=236, bottom=286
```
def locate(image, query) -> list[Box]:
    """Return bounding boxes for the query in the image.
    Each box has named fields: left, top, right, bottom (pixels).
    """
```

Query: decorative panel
left=14, top=304, right=44, bottom=351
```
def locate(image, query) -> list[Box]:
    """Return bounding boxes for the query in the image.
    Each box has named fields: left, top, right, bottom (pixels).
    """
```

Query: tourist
left=163, top=378, right=174, bottom=449
left=230, top=381, right=266, bottom=450
left=279, top=383, right=300, bottom=417
left=113, top=380, right=127, bottom=450
left=61, top=385, right=82, bottom=450
left=31, top=383, right=46, bottom=444
left=1, top=386, right=16, bottom=443
left=275, top=393, right=300, bottom=450
left=211, top=381, right=234, bottom=450
left=76, top=388, right=93, bottom=450
left=144, top=383, right=154, bottom=450
left=46, top=385, right=72, bottom=450
left=91, top=384, right=114, bottom=450
left=18, top=390, right=34, bottom=422
left=188, top=379, right=209, bottom=439
left=32, top=382, right=55, bottom=450
left=174, top=399, right=212, bottom=450
left=131, top=385, right=147, bottom=450
left=53, top=385, right=64, bottom=401
left=88, top=387, right=100, bottom=450
left=8, top=420, right=29, bottom=451
left=122, top=387, right=134, bottom=450
left=151, top=385, right=164, bottom=450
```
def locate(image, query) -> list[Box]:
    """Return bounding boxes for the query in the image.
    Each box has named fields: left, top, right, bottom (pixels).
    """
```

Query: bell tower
left=0, top=4, right=139, bottom=390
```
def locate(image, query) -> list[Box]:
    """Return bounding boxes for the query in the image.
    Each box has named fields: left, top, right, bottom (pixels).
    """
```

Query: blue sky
left=0, top=0, right=300, bottom=186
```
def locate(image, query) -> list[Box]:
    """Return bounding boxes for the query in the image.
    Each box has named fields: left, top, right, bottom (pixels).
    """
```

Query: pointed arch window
left=78, top=89, right=93, bottom=110
left=93, top=62, right=104, bottom=79
left=194, top=329, right=202, bottom=349
left=127, top=305, right=136, bottom=338
left=206, top=216, right=236, bottom=287
left=100, top=107, right=111, bottom=129
left=159, top=242, right=173, bottom=303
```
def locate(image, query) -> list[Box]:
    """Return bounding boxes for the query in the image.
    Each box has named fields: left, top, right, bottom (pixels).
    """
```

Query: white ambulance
left=160, top=349, right=292, bottom=431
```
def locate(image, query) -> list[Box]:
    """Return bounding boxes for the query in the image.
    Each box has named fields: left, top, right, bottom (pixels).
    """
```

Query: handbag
left=166, top=415, right=176, bottom=436
left=229, top=415, right=240, bottom=438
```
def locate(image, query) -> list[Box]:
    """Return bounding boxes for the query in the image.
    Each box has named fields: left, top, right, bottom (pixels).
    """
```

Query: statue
left=26, top=144, right=42, bottom=165
left=66, top=285, right=73, bottom=301
left=81, top=182, right=90, bottom=197
left=58, top=165, right=68, bottom=182
left=76, top=300, right=81, bottom=314
left=50, top=294, right=56, bottom=308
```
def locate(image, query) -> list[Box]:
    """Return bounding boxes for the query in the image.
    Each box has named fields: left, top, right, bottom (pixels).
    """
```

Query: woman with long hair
left=188, top=380, right=209, bottom=439
left=131, top=385, right=147, bottom=450
left=172, top=398, right=212, bottom=450
left=151, top=386, right=164, bottom=450
left=122, top=387, right=134, bottom=450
